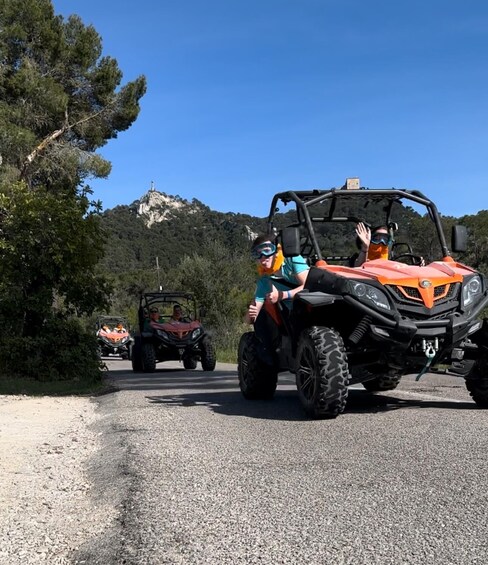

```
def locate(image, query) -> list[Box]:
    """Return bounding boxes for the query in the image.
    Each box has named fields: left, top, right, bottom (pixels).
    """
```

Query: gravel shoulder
left=0, top=394, right=118, bottom=565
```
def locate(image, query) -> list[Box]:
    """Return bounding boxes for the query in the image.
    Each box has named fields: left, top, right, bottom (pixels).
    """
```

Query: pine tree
left=0, top=0, right=146, bottom=344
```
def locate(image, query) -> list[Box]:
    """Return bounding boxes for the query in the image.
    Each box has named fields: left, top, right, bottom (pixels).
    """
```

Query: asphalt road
left=77, top=359, right=488, bottom=565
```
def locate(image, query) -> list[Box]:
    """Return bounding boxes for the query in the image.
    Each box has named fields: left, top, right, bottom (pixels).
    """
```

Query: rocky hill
left=136, top=191, right=204, bottom=228
left=100, top=189, right=266, bottom=272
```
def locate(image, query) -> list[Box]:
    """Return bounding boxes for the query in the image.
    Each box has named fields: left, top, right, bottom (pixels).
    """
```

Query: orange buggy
left=238, top=185, right=488, bottom=419
left=131, top=291, right=216, bottom=373
left=96, top=315, right=133, bottom=359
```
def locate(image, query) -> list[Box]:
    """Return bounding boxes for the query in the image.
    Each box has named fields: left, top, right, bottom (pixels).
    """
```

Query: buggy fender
left=467, top=292, right=488, bottom=320
left=295, top=291, right=339, bottom=307
left=463, top=317, right=488, bottom=348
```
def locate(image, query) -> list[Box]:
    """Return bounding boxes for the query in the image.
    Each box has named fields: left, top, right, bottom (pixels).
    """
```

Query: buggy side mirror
left=280, top=226, right=301, bottom=257
left=451, top=225, right=467, bottom=253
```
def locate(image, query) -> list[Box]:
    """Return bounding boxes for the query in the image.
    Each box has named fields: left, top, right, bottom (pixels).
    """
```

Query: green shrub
left=213, top=321, right=248, bottom=364
left=0, top=318, right=104, bottom=383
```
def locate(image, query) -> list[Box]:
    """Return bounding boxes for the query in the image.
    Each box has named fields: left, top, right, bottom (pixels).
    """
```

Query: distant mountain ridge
left=100, top=189, right=266, bottom=272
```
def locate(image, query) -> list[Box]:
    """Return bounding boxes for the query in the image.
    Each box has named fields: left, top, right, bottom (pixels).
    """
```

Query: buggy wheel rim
left=297, top=346, right=317, bottom=401
left=240, top=351, right=251, bottom=385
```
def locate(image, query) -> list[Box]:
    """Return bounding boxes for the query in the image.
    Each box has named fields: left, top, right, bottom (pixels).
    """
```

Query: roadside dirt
left=0, top=394, right=115, bottom=564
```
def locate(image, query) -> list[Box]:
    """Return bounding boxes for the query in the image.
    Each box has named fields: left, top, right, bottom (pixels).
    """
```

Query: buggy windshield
left=268, top=188, right=448, bottom=265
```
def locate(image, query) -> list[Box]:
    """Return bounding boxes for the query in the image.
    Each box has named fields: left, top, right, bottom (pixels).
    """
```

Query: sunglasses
left=150, top=309, right=159, bottom=314
left=370, top=233, right=391, bottom=246
left=251, top=242, right=277, bottom=260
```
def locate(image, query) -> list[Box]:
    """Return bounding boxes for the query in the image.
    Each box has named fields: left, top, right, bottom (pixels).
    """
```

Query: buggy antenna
left=155, top=257, right=162, bottom=291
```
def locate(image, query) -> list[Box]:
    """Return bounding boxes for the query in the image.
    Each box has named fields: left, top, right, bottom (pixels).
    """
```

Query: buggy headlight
left=462, top=275, right=482, bottom=307
left=351, top=282, right=391, bottom=311
left=156, top=330, right=169, bottom=339
left=191, top=328, right=202, bottom=339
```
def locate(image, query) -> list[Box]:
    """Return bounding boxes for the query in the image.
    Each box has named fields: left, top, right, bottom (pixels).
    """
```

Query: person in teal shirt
left=246, top=234, right=309, bottom=324
left=245, top=234, right=309, bottom=365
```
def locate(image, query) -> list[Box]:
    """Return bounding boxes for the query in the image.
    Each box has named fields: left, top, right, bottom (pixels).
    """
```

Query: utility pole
left=155, top=257, right=162, bottom=291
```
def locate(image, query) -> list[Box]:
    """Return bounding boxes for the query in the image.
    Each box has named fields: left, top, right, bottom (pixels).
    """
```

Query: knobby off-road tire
left=362, top=371, right=402, bottom=392
left=131, top=339, right=143, bottom=372
left=183, top=357, right=198, bottom=370
left=296, top=326, right=349, bottom=419
left=142, top=343, right=157, bottom=373
left=465, top=355, right=488, bottom=408
left=238, top=332, right=278, bottom=400
left=200, top=336, right=216, bottom=371
left=121, top=344, right=130, bottom=360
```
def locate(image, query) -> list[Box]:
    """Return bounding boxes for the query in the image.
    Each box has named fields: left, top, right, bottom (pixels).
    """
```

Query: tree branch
left=20, top=106, right=107, bottom=178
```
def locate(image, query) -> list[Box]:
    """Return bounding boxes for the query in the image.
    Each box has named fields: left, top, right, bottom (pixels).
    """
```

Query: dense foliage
left=0, top=0, right=145, bottom=380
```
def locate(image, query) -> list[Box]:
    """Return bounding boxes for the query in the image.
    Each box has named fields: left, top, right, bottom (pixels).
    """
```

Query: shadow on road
left=144, top=387, right=476, bottom=422
left=147, top=389, right=308, bottom=421
left=106, top=370, right=239, bottom=391
left=104, top=362, right=475, bottom=420
left=345, top=390, right=475, bottom=413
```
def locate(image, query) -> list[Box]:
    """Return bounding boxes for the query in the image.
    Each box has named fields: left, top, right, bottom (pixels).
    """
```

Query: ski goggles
left=251, top=242, right=277, bottom=260
left=370, top=233, right=391, bottom=246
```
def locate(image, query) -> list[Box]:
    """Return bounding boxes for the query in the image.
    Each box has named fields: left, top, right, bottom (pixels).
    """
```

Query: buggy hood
left=315, top=258, right=477, bottom=309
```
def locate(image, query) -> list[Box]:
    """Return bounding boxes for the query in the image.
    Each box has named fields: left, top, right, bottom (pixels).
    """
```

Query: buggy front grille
left=401, top=287, right=421, bottom=300
left=387, top=283, right=460, bottom=306
left=167, top=330, right=191, bottom=339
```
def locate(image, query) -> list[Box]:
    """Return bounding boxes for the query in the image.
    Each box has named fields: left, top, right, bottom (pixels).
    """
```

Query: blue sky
left=52, top=0, right=488, bottom=218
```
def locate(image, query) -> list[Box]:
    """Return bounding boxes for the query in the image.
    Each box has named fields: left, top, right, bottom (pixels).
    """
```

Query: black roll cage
left=96, top=315, right=130, bottom=330
left=137, top=291, right=198, bottom=331
left=265, top=187, right=450, bottom=262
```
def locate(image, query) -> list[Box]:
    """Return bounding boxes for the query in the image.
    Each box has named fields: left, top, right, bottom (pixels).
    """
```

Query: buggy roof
left=97, top=315, right=129, bottom=325
left=268, top=187, right=437, bottom=220
left=141, top=292, right=195, bottom=304
left=267, top=186, right=449, bottom=260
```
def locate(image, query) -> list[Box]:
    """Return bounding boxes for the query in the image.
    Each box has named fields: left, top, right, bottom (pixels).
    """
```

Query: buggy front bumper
left=343, top=295, right=486, bottom=350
